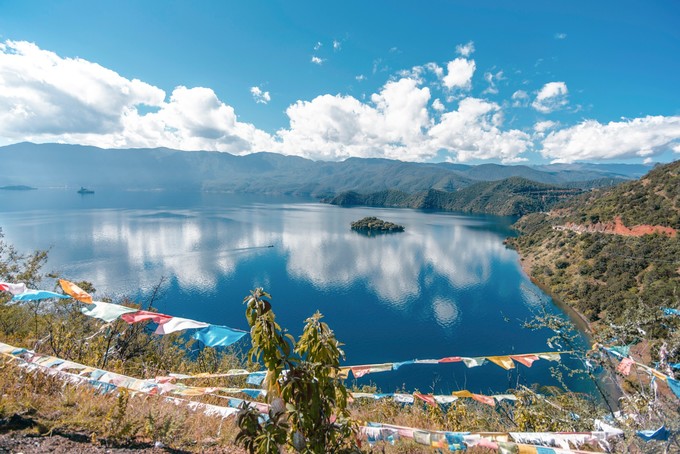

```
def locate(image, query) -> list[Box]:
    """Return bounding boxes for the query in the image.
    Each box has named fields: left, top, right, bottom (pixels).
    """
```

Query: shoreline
left=514, top=247, right=625, bottom=409
left=516, top=253, right=593, bottom=336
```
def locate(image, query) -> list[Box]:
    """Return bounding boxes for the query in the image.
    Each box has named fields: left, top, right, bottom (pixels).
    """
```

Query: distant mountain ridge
left=0, top=142, right=649, bottom=198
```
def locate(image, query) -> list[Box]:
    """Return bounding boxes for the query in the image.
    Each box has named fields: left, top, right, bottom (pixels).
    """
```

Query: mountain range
left=0, top=143, right=650, bottom=199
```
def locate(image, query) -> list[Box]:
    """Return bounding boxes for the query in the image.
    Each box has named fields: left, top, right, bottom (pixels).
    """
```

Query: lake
left=0, top=189, right=593, bottom=395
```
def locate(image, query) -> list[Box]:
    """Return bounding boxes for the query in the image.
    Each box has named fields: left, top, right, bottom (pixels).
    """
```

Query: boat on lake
left=77, top=187, right=95, bottom=194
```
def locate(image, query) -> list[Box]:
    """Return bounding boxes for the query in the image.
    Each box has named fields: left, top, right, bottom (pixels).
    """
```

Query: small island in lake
left=350, top=216, right=404, bottom=233
left=0, top=185, right=36, bottom=191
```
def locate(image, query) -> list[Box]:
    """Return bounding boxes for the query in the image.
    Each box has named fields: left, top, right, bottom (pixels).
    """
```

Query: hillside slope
left=329, top=177, right=583, bottom=216
left=508, top=160, right=680, bottom=361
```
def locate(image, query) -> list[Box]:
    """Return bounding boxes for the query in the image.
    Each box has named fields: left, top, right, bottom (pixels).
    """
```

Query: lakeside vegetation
left=331, top=177, right=583, bottom=216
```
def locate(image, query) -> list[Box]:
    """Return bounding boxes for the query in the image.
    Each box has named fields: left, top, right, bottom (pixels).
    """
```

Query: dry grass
left=0, top=360, right=245, bottom=452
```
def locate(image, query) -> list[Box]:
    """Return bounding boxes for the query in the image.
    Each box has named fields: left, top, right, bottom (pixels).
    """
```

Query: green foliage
left=237, top=288, right=359, bottom=453
left=350, top=216, right=404, bottom=233
left=331, top=177, right=583, bottom=216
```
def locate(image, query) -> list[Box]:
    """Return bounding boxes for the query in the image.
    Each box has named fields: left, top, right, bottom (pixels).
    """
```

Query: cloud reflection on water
left=17, top=202, right=522, bottom=331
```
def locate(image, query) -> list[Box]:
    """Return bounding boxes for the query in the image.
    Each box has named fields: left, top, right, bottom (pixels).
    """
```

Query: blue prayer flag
left=191, top=325, right=247, bottom=347
left=12, top=290, right=69, bottom=301
left=636, top=425, right=669, bottom=442
left=667, top=378, right=680, bottom=400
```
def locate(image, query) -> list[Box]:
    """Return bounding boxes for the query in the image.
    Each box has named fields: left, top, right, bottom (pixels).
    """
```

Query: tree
left=236, top=288, right=359, bottom=453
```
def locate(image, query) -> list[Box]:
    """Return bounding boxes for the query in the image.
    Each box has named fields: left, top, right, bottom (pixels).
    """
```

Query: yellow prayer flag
left=59, top=279, right=93, bottom=304
left=487, top=356, right=515, bottom=370
left=452, top=390, right=474, bottom=398
left=336, top=367, right=351, bottom=379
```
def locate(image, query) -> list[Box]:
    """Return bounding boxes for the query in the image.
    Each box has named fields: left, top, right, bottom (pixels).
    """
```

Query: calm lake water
left=0, top=189, right=592, bottom=395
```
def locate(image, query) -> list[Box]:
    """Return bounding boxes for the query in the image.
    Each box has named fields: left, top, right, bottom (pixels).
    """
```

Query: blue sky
left=0, top=0, right=678, bottom=164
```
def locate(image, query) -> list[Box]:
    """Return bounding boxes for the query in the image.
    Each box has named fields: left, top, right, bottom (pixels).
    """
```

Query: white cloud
left=311, top=56, right=325, bottom=65
left=456, top=41, right=475, bottom=57
left=533, top=120, right=557, bottom=133
left=482, top=70, right=504, bottom=95
left=442, top=58, right=476, bottom=90
left=277, top=77, right=434, bottom=161
left=314, top=41, right=322, bottom=51
left=333, top=39, right=341, bottom=51
left=0, top=40, right=164, bottom=137
left=398, top=61, right=443, bottom=81
left=541, top=116, right=680, bottom=162
left=532, top=81, right=568, bottom=113
left=432, top=98, right=445, bottom=112
left=428, top=97, right=531, bottom=163
left=250, top=86, right=271, bottom=104
left=0, top=40, right=275, bottom=153
left=554, top=33, right=567, bottom=40
left=511, top=90, right=529, bottom=107
left=355, top=74, right=366, bottom=82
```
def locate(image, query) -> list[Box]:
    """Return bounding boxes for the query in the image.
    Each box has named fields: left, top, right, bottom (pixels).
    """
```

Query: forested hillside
left=329, top=177, right=583, bottom=216
left=509, top=160, right=680, bottom=361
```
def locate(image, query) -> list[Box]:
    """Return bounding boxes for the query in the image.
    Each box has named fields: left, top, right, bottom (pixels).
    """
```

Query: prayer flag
left=12, top=290, right=69, bottom=301
left=462, top=357, right=486, bottom=368
left=350, top=363, right=393, bottom=378
left=537, top=352, right=561, bottom=362
left=155, top=316, right=209, bottom=334
left=0, top=282, right=27, bottom=295
left=487, top=356, right=515, bottom=370
left=438, top=356, right=463, bottom=363
left=616, top=357, right=634, bottom=376
left=58, top=279, right=93, bottom=303
left=636, top=425, right=669, bottom=442
left=81, top=301, right=138, bottom=322
left=667, top=377, right=680, bottom=399
left=192, top=325, right=247, bottom=347
left=121, top=310, right=173, bottom=325
left=452, top=390, right=474, bottom=399
left=471, top=393, right=496, bottom=406
left=413, top=392, right=437, bottom=406
left=511, top=354, right=540, bottom=367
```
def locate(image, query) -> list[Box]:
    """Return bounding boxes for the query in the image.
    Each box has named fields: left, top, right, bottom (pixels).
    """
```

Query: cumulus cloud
left=250, top=86, right=271, bottom=104
left=277, top=77, right=433, bottom=161
left=432, top=98, right=445, bottom=112
left=428, top=97, right=531, bottom=162
left=442, top=57, right=476, bottom=90
left=456, top=41, right=475, bottom=57
left=532, top=81, right=568, bottom=113
left=0, top=40, right=274, bottom=153
left=398, top=61, right=443, bottom=81
left=541, top=116, right=680, bottom=162
left=355, top=74, right=366, bottom=82
left=311, top=56, right=325, bottom=65
left=314, top=41, right=322, bottom=51
left=533, top=120, right=557, bottom=134
left=0, top=40, right=164, bottom=137
left=333, top=39, right=341, bottom=51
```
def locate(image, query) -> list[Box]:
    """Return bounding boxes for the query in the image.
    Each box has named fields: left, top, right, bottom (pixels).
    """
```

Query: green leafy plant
left=236, top=288, right=360, bottom=453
